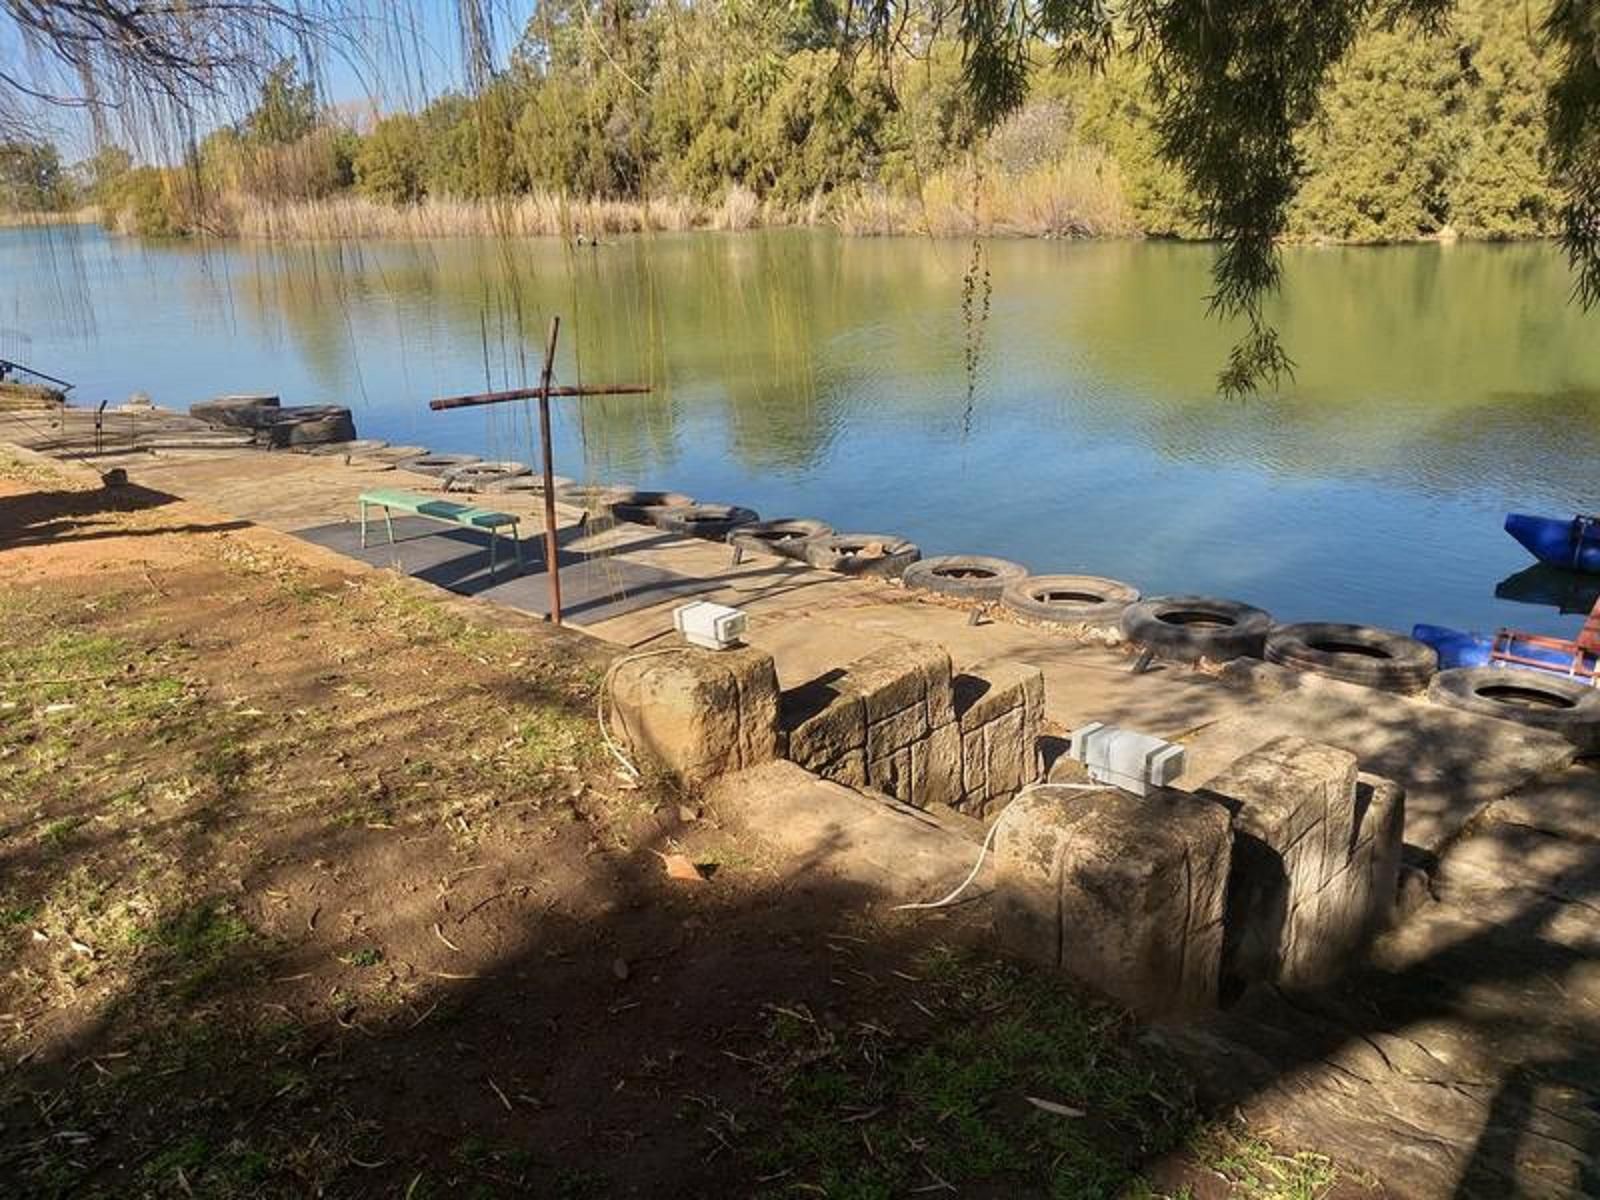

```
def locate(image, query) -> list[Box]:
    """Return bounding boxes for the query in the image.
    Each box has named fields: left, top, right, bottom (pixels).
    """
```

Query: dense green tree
left=0, top=139, right=69, bottom=210
left=355, top=114, right=426, bottom=203
left=80, top=144, right=133, bottom=201
left=246, top=59, right=320, bottom=146
left=1290, top=26, right=1469, bottom=242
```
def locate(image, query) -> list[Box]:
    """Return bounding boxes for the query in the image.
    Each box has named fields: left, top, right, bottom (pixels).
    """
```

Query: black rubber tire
left=652, top=503, right=760, bottom=541
left=1428, top=667, right=1600, bottom=749
left=303, top=438, right=389, bottom=457
left=1266, top=622, right=1438, bottom=692
left=483, top=473, right=575, bottom=495
left=273, top=408, right=357, bottom=448
left=361, top=444, right=429, bottom=462
left=191, top=394, right=279, bottom=429
left=558, top=483, right=634, bottom=509
left=902, top=555, right=1028, bottom=600
left=1120, top=594, right=1273, bottom=663
left=803, top=534, right=922, bottom=579
left=442, top=461, right=532, bottom=492
left=1001, top=574, right=1140, bottom=627
left=610, top=490, right=695, bottom=524
left=396, top=452, right=481, bottom=477
left=728, top=518, right=834, bottom=561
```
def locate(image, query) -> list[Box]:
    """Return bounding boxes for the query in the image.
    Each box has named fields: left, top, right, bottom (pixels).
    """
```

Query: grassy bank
left=0, top=448, right=1358, bottom=1198
left=97, top=152, right=1134, bottom=242
left=0, top=207, right=99, bottom=229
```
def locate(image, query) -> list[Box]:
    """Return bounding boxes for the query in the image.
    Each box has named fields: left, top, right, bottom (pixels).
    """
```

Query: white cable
left=596, top=647, right=685, bottom=780
left=890, top=783, right=1103, bottom=912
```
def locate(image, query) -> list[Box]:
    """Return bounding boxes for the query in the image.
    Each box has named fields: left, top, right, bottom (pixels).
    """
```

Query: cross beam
left=430, top=315, right=654, bottom=625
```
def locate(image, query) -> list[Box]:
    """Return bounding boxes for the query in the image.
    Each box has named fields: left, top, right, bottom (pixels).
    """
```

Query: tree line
left=0, top=0, right=1564, bottom=245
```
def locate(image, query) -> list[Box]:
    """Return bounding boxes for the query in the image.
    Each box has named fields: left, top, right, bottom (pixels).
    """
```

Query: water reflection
left=1496, top=564, right=1600, bottom=617
left=4, top=225, right=1600, bottom=635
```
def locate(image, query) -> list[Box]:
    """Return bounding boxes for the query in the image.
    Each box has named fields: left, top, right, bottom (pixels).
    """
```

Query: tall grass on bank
left=836, top=150, right=1136, bottom=238
left=108, top=183, right=780, bottom=241
left=95, top=157, right=1133, bottom=244
left=0, top=207, right=100, bottom=229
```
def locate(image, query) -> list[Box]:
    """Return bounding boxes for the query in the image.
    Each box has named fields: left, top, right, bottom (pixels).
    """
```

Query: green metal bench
left=358, top=488, right=523, bottom=576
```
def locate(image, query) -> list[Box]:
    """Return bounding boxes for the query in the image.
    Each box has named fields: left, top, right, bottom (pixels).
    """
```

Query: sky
left=7, top=1, right=539, bottom=161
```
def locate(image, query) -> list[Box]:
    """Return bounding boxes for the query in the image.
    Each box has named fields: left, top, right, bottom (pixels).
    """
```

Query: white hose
left=890, top=783, right=1103, bottom=912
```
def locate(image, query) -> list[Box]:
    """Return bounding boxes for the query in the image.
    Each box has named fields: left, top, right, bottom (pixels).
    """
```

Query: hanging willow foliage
left=849, top=0, right=1600, bottom=394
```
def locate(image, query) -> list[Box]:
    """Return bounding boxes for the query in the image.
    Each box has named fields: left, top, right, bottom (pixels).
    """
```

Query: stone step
left=1178, top=672, right=1574, bottom=857
left=706, top=760, right=990, bottom=905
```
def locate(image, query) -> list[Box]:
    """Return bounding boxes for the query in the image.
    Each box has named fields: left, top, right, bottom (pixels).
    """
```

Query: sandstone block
left=1359, top=775, right=1405, bottom=932
left=829, top=749, right=869, bottom=789
left=606, top=645, right=779, bottom=788
left=911, top=721, right=963, bottom=808
left=845, top=641, right=951, bottom=723
left=985, top=706, right=1029, bottom=798
left=783, top=681, right=865, bottom=772
left=1207, top=736, right=1356, bottom=863
left=995, top=784, right=1233, bottom=1017
left=1203, top=737, right=1390, bottom=991
left=953, top=659, right=1044, bottom=730
left=867, top=745, right=913, bottom=800
left=961, top=726, right=989, bottom=805
left=866, top=699, right=931, bottom=762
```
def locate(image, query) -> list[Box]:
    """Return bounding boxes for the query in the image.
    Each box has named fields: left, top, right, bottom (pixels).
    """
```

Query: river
left=5, top=223, right=1599, bottom=637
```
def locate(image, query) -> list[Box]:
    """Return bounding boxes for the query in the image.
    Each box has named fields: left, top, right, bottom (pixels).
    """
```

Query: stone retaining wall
left=1201, top=736, right=1404, bottom=992
left=781, top=641, right=1042, bottom=814
left=604, top=645, right=780, bottom=788
left=994, top=736, right=1404, bottom=1015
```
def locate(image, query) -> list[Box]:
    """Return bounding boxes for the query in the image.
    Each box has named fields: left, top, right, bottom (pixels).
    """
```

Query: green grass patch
left=747, top=947, right=1197, bottom=1199
left=0, top=902, right=38, bottom=928
left=130, top=901, right=255, bottom=1000
left=40, top=815, right=86, bottom=851
left=1189, top=1127, right=1339, bottom=1199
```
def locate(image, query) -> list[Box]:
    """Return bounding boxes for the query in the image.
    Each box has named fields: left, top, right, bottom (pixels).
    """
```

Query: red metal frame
left=1489, top=595, right=1600, bottom=681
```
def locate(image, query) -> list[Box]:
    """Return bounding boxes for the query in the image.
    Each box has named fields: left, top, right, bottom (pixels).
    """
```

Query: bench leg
left=360, top=501, right=368, bottom=549
left=489, top=529, right=498, bottom=577
left=513, top=526, right=523, bottom=570
left=384, top=506, right=396, bottom=545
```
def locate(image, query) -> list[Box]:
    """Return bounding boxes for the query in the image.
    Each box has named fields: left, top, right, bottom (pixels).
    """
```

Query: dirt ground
left=0, top=450, right=1370, bottom=1199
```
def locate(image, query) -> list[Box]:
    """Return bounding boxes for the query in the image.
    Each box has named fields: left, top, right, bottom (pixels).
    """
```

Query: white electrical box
left=673, top=600, right=748, bottom=650
left=1069, top=722, right=1186, bottom=796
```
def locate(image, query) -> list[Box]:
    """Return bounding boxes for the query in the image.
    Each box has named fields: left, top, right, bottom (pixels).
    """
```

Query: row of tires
left=299, top=445, right=1600, bottom=751
left=697, top=522, right=1600, bottom=751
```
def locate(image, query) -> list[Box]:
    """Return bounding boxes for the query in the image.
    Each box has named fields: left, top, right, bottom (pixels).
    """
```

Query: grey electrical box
left=1069, top=722, right=1186, bottom=796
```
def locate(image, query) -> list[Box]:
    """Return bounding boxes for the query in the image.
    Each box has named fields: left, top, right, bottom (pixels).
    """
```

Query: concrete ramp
left=1179, top=676, right=1575, bottom=856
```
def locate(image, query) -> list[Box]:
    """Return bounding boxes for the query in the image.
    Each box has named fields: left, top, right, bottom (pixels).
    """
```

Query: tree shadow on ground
left=4, top=470, right=1597, bottom=1198
left=0, top=483, right=252, bottom=549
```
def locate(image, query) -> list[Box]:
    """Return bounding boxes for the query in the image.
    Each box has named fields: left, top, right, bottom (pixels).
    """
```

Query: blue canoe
left=1413, top=622, right=1598, bottom=681
left=1504, top=512, right=1600, bottom=573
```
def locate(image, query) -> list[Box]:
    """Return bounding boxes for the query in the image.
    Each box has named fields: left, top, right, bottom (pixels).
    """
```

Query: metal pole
left=537, top=316, right=563, bottom=625
left=429, top=383, right=650, bottom=412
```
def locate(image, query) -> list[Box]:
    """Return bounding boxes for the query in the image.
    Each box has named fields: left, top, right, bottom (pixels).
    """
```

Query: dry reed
left=835, top=149, right=1136, bottom=239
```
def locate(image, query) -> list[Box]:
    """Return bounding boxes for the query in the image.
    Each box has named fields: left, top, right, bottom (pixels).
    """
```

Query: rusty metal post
left=537, top=317, right=563, bottom=625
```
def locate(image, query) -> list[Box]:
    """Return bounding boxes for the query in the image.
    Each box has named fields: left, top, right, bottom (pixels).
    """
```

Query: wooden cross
left=431, top=316, right=652, bottom=625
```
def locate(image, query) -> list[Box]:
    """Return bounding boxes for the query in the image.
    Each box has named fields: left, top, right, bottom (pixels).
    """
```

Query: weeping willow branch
left=1, top=0, right=363, bottom=142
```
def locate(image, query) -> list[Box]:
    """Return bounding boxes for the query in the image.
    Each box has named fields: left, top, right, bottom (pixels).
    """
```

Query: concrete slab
left=1481, top=763, right=1600, bottom=842
left=706, top=760, right=989, bottom=904
left=1180, top=677, right=1575, bottom=856
left=293, top=516, right=718, bottom=624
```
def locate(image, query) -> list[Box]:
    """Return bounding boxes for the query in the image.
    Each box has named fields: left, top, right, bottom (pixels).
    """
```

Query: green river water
left=5, top=224, right=1600, bottom=636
